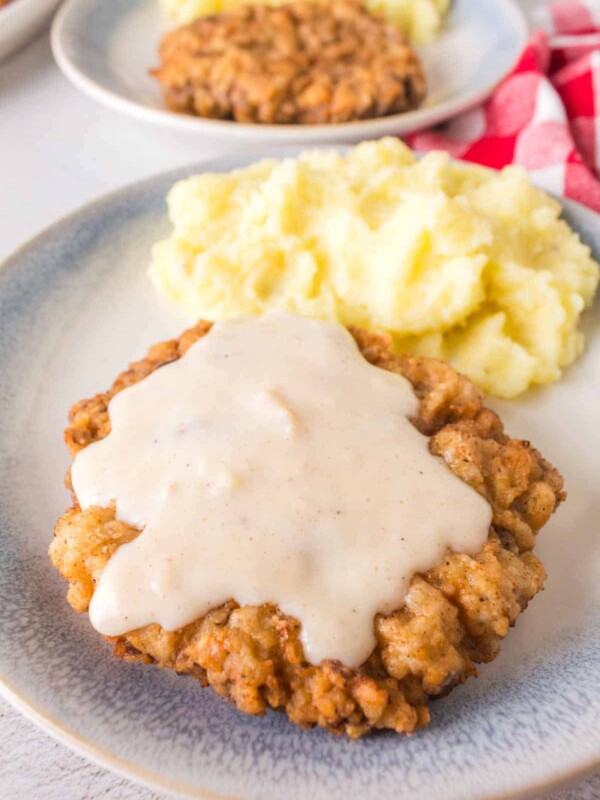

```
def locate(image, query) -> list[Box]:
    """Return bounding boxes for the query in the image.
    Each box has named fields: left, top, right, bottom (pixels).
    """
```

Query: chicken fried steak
left=50, top=321, right=564, bottom=738
left=152, top=0, right=426, bottom=124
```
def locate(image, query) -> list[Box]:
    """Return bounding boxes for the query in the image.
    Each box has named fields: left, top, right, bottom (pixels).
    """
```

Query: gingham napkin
left=408, top=0, right=600, bottom=211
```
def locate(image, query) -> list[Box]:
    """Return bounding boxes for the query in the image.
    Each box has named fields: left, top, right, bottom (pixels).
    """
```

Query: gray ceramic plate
left=0, top=152, right=599, bottom=800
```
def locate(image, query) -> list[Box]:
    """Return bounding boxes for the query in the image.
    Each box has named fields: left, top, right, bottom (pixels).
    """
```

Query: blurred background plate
left=0, top=0, right=62, bottom=62
left=51, top=0, right=527, bottom=144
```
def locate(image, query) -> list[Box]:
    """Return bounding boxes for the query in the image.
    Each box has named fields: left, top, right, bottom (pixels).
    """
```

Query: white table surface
left=0, top=3, right=598, bottom=798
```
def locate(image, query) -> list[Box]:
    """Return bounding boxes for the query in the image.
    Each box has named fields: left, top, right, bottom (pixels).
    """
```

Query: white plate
left=0, top=150, right=599, bottom=800
left=0, top=0, right=62, bottom=62
left=50, top=0, right=527, bottom=144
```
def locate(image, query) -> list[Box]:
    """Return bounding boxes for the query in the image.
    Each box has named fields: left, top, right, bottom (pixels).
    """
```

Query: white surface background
left=0, top=1, right=598, bottom=798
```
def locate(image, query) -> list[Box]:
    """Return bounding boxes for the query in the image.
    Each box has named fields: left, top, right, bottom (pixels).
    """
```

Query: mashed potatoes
left=159, top=0, right=451, bottom=44
left=150, top=139, right=599, bottom=398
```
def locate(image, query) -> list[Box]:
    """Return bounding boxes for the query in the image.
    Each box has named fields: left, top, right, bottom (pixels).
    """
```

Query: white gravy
left=72, top=313, right=491, bottom=667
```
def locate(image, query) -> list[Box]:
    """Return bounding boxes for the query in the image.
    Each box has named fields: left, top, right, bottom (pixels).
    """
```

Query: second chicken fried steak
left=152, top=0, right=426, bottom=124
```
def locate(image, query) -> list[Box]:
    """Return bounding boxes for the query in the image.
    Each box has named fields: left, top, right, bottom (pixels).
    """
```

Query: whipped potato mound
left=158, top=0, right=451, bottom=44
left=150, top=138, right=599, bottom=398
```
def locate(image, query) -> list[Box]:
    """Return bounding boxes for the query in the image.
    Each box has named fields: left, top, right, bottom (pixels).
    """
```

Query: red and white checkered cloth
left=408, top=0, right=600, bottom=211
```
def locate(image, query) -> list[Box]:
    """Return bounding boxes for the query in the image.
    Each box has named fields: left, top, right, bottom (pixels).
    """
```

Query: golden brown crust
left=151, top=0, right=426, bottom=125
left=50, top=321, right=564, bottom=738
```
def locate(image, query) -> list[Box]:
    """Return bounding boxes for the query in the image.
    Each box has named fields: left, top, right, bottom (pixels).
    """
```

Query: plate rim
left=49, top=0, right=528, bottom=141
left=0, top=152, right=599, bottom=800
left=2, top=670, right=599, bottom=800
left=0, top=0, right=62, bottom=62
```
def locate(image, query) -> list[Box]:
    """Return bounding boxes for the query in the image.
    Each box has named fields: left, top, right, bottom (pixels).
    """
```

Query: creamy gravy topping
left=72, top=313, right=491, bottom=667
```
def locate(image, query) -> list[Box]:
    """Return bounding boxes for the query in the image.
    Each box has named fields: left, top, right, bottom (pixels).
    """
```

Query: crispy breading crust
left=151, top=0, right=426, bottom=124
left=50, top=322, right=565, bottom=738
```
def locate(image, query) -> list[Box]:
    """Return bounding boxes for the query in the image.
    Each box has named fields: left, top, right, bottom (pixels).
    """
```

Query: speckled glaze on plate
left=0, top=152, right=599, bottom=800
left=50, top=0, right=527, bottom=144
